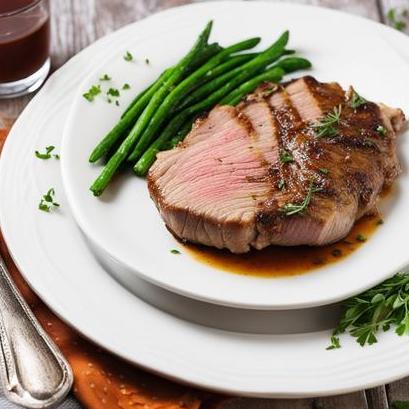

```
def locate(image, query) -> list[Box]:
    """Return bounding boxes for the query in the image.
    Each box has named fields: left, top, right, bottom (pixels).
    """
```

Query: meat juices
left=148, top=76, right=406, bottom=253
left=0, top=0, right=50, bottom=83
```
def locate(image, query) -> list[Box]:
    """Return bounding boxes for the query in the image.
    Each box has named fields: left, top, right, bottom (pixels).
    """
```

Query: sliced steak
left=148, top=76, right=406, bottom=253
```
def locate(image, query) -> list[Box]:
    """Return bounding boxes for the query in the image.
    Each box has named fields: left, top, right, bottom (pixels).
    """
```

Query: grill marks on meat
left=148, top=76, right=406, bottom=253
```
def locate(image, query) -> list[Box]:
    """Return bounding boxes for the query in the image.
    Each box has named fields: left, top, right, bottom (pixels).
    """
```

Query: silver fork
left=0, top=255, right=73, bottom=408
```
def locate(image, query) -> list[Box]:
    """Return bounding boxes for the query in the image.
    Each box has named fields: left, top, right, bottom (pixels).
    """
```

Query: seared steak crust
left=148, top=76, right=406, bottom=253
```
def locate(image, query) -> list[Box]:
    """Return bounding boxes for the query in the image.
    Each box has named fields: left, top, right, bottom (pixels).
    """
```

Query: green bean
left=126, top=37, right=261, bottom=162
left=276, top=56, right=312, bottom=73
left=221, top=66, right=285, bottom=105
left=90, top=21, right=213, bottom=196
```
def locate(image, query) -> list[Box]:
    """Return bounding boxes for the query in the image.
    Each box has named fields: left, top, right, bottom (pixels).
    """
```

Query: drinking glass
left=0, top=0, right=50, bottom=98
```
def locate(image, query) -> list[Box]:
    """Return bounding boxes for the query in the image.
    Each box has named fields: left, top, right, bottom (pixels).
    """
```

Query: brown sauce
left=183, top=214, right=382, bottom=278
left=0, top=0, right=50, bottom=83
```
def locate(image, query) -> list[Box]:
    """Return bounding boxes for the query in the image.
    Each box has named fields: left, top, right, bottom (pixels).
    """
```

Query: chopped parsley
left=122, top=83, right=131, bottom=90
left=35, top=145, right=58, bottom=160
left=376, top=125, right=387, bottom=138
left=356, top=234, right=367, bottom=242
left=99, top=74, right=111, bottom=81
left=38, top=188, right=60, bottom=212
left=107, top=88, right=120, bottom=97
left=326, top=335, right=341, bottom=350
left=170, top=249, right=181, bottom=255
left=349, top=89, right=367, bottom=109
left=280, top=181, right=321, bottom=216
left=115, top=100, right=120, bottom=106
left=319, top=168, right=329, bottom=175
left=145, top=58, right=150, bottom=65
left=83, top=84, right=101, bottom=102
left=123, top=51, right=134, bottom=61
left=312, top=105, right=342, bottom=138
left=279, top=150, right=294, bottom=164
left=278, top=179, right=286, bottom=190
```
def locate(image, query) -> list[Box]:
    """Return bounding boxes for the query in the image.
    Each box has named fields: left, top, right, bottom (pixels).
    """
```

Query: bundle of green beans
left=89, top=22, right=311, bottom=196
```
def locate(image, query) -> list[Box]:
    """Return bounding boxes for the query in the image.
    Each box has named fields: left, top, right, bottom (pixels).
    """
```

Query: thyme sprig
left=328, top=272, right=409, bottom=348
left=280, top=181, right=321, bottom=216
left=312, top=105, right=342, bottom=138
left=349, top=89, right=367, bottom=109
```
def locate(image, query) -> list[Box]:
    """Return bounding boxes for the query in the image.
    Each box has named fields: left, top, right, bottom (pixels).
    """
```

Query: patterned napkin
left=0, top=115, right=226, bottom=409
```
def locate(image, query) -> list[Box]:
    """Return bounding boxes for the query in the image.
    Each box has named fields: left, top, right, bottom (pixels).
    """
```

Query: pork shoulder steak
left=148, top=76, right=406, bottom=253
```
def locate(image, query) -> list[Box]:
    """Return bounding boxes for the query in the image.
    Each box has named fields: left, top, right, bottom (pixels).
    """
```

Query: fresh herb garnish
left=35, top=145, right=58, bottom=160
left=387, top=8, right=408, bottom=31
left=319, top=168, right=329, bottom=175
left=278, top=179, right=286, bottom=190
left=122, top=83, right=131, bottom=90
left=124, top=51, right=134, bottom=61
left=312, top=105, right=342, bottom=138
left=326, top=335, right=341, bottom=350
left=280, top=181, right=321, bottom=216
left=99, top=74, right=111, bottom=81
left=145, top=58, right=150, bottom=65
left=349, top=89, right=367, bottom=109
left=377, top=219, right=384, bottom=225
left=329, top=272, right=409, bottom=348
left=38, top=188, right=60, bottom=212
left=376, top=125, right=387, bottom=138
left=279, top=150, right=294, bottom=164
left=83, top=85, right=101, bottom=102
left=115, top=100, right=120, bottom=106
left=392, top=401, right=409, bottom=409
left=170, top=249, right=181, bottom=255
left=107, top=88, right=120, bottom=97
left=331, top=248, right=342, bottom=257
left=356, top=234, right=367, bottom=242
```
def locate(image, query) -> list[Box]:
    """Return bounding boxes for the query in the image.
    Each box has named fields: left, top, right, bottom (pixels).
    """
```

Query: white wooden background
left=1, top=1, right=409, bottom=408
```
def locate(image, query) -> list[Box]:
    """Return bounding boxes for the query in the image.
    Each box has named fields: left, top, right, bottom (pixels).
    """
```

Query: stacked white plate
left=1, top=2, right=409, bottom=398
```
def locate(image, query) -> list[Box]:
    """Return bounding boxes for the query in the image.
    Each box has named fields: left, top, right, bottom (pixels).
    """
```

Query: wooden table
left=1, top=1, right=408, bottom=408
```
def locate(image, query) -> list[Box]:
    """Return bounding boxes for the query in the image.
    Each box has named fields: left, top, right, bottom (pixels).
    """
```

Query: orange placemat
left=0, top=116, right=225, bottom=409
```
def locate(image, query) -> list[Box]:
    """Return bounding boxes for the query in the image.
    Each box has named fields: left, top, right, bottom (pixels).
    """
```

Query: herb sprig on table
left=328, top=272, right=409, bottom=348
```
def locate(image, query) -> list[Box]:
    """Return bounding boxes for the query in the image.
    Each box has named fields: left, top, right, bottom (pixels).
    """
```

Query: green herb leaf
left=99, top=74, right=111, bottom=81
left=392, top=400, right=409, bottom=409
left=356, top=234, right=367, bottom=242
left=38, top=188, right=60, bottom=212
left=170, top=249, right=181, bottom=255
left=83, top=84, right=101, bottom=102
left=331, top=272, right=409, bottom=347
left=376, top=125, right=387, bottom=138
left=279, top=150, right=294, bottom=164
left=278, top=179, right=286, bottom=190
left=280, top=181, right=321, bottom=216
left=319, top=168, right=329, bottom=175
left=107, top=88, right=120, bottom=97
left=122, top=83, right=131, bottom=90
left=377, top=219, right=384, bottom=225
left=145, top=58, right=150, bottom=65
left=349, top=89, right=367, bottom=109
left=312, top=105, right=342, bottom=138
left=387, top=8, right=408, bottom=31
left=326, top=335, right=341, bottom=350
left=124, top=51, right=134, bottom=61
left=35, top=145, right=55, bottom=160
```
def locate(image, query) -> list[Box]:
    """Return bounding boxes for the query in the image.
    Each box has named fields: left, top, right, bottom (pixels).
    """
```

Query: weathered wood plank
left=315, top=392, right=369, bottom=409
left=209, top=397, right=313, bottom=409
left=387, top=378, right=409, bottom=407
left=366, top=386, right=390, bottom=409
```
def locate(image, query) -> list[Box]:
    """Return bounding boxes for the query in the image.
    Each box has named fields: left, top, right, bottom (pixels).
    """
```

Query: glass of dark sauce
left=0, top=0, right=50, bottom=98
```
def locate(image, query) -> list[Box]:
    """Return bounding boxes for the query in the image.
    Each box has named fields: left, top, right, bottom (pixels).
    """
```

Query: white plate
left=3, top=3, right=409, bottom=397
left=60, top=1, right=409, bottom=310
